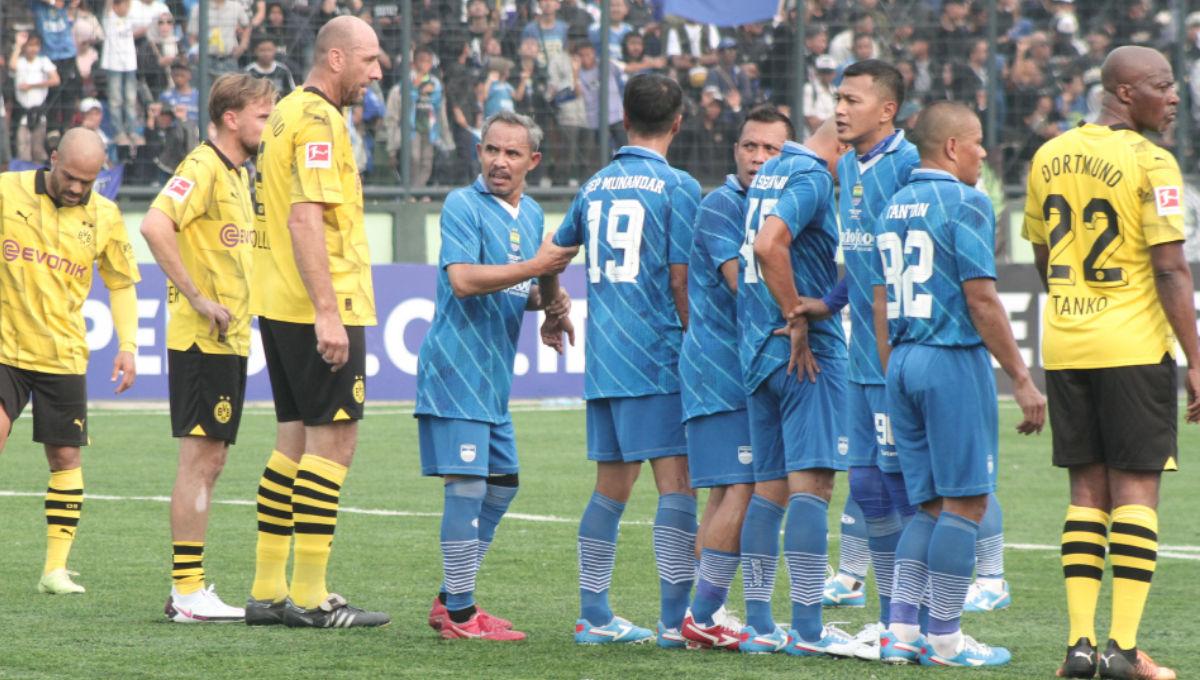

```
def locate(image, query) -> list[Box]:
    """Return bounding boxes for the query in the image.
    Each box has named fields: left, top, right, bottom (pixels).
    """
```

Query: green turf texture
left=0, top=403, right=1195, bottom=679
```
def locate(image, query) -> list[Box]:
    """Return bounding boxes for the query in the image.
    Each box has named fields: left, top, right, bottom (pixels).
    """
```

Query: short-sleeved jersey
left=739, top=141, right=846, bottom=393
left=681, top=175, right=746, bottom=421
left=1022, top=124, right=1185, bottom=369
left=251, top=86, right=376, bottom=326
left=837, top=131, right=919, bottom=384
left=0, top=169, right=140, bottom=374
left=415, top=178, right=544, bottom=424
left=876, top=169, right=996, bottom=348
left=151, top=142, right=254, bottom=356
left=553, top=146, right=700, bottom=400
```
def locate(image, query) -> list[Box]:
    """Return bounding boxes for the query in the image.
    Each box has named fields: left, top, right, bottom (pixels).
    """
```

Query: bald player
left=0, top=128, right=140, bottom=595
left=245, top=16, right=388, bottom=628
left=1024, top=46, right=1196, bottom=680
left=874, top=102, right=1044, bottom=668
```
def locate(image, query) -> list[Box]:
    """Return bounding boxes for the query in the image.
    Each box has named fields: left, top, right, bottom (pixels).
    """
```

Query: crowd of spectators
left=0, top=0, right=1196, bottom=189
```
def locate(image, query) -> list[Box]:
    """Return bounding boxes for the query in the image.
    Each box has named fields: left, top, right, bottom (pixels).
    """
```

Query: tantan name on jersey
left=1038, top=153, right=1123, bottom=188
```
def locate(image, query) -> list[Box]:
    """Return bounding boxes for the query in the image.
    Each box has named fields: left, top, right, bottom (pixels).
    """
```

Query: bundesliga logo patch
left=164, top=176, right=194, bottom=202
left=1155, top=186, right=1182, bottom=216
left=305, top=142, right=332, bottom=169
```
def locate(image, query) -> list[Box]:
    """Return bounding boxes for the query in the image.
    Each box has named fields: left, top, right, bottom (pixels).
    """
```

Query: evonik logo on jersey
left=219, top=224, right=258, bottom=248
left=1, top=239, right=87, bottom=278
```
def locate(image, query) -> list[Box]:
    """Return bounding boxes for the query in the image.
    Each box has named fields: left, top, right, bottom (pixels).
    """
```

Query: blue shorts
left=418, top=415, right=518, bottom=477
left=887, top=343, right=998, bottom=504
left=685, top=409, right=755, bottom=488
left=747, top=359, right=849, bottom=482
left=587, top=393, right=686, bottom=463
left=847, top=382, right=899, bottom=472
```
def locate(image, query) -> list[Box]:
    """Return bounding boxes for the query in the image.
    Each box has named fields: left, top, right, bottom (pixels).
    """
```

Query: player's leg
left=965, top=492, right=1010, bottom=612
left=924, top=494, right=989, bottom=663
left=648, top=453, right=696, bottom=646
left=34, top=372, right=88, bottom=595
left=686, top=484, right=751, bottom=632
left=824, top=495, right=868, bottom=607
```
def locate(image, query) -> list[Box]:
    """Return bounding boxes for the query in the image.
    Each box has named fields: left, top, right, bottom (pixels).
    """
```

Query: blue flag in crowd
left=663, top=0, right=778, bottom=26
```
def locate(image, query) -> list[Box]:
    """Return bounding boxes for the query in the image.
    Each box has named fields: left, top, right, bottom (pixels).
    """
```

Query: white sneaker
left=712, top=605, right=743, bottom=631
left=38, top=568, right=85, bottom=594
left=851, top=621, right=884, bottom=660
left=165, top=584, right=245, bottom=623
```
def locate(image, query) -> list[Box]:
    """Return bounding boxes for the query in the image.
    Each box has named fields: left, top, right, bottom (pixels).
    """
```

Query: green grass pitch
left=0, top=402, right=1196, bottom=679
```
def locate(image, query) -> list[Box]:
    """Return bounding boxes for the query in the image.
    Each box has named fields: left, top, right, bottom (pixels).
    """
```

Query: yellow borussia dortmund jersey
left=0, top=169, right=140, bottom=374
left=251, top=86, right=376, bottom=325
left=1022, top=124, right=1185, bottom=369
left=151, top=142, right=255, bottom=356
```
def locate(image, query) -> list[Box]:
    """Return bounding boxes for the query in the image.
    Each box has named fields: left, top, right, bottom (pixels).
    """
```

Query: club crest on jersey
left=165, top=176, right=194, bottom=202
left=737, top=446, right=753, bottom=465
left=837, top=436, right=849, bottom=456
left=213, top=396, right=233, bottom=424
left=353, top=376, right=365, bottom=404
left=1155, top=186, right=1182, bottom=216
left=509, top=228, right=521, bottom=252
left=851, top=182, right=864, bottom=206
left=459, top=443, right=477, bottom=463
left=305, top=142, right=332, bottom=168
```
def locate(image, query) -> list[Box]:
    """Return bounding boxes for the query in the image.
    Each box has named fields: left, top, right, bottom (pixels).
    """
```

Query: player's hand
left=533, top=234, right=578, bottom=276
left=774, top=316, right=820, bottom=383
left=189, top=294, right=232, bottom=339
left=314, top=311, right=349, bottom=371
left=540, top=313, right=575, bottom=355
left=544, top=288, right=571, bottom=319
left=1185, top=366, right=1200, bottom=423
left=1012, top=375, right=1046, bottom=435
left=785, top=296, right=832, bottom=322
left=111, top=350, right=136, bottom=394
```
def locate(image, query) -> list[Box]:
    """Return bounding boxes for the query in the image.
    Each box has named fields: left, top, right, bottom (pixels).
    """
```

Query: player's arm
left=98, top=204, right=140, bottom=394
left=755, top=215, right=818, bottom=382
left=447, top=235, right=577, bottom=298
left=719, top=259, right=738, bottom=293
left=538, top=274, right=576, bottom=355
left=140, top=208, right=231, bottom=336
left=289, top=200, right=349, bottom=370
left=1032, top=243, right=1049, bottom=290
left=668, top=177, right=702, bottom=330
left=1151, top=241, right=1200, bottom=422
left=964, top=278, right=1045, bottom=434
left=670, top=264, right=688, bottom=329
left=786, top=277, right=846, bottom=322
left=872, top=283, right=891, bottom=371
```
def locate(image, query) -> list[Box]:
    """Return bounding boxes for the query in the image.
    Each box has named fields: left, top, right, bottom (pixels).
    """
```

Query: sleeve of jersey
left=149, top=159, right=213, bottom=230
left=768, top=169, right=828, bottom=238
left=668, top=176, right=701, bottom=265
left=98, top=202, right=143, bottom=289
left=553, top=194, right=585, bottom=247
left=289, top=111, right=345, bottom=206
left=438, top=192, right=481, bottom=268
left=1020, top=153, right=1046, bottom=244
left=955, top=192, right=998, bottom=282
left=699, top=195, right=742, bottom=271
left=1139, top=151, right=1186, bottom=246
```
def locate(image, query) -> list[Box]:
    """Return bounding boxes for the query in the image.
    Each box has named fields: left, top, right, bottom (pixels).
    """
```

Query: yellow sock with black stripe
left=172, top=542, right=205, bottom=595
left=44, top=468, right=83, bottom=574
left=290, top=454, right=347, bottom=609
left=251, top=450, right=299, bottom=602
left=1061, top=505, right=1109, bottom=646
left=1108, top=505, right=1158, bottom=650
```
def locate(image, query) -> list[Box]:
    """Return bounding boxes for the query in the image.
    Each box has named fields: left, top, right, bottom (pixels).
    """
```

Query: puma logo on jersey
left=73, top=418, right=85, bottom=431
left=15, top=209, right=32, bottom=225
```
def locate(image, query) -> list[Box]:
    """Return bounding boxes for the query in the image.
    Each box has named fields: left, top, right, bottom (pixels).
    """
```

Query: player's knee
left=848, top=465, right=892, bottom=518
left=45, top=445, right=81, bottom=471
left=445, top=476, right=487, bottom=501
left=753, top=479, right=789, bottom=506
left=943, top=494, right=988, bottom=523
left=789, top=468, right=835, bottom=501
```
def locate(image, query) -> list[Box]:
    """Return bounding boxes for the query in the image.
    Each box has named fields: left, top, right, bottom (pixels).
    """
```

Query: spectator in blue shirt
left=32, top=0, right=81, bottom=133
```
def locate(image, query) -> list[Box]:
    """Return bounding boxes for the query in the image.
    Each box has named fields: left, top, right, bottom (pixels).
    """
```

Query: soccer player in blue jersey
left=415, top=111, right=578, bottom=641
left=735, top=116, right=857, bottom=657
left=873, top=102, right=1045, bottom=667
left=553, top=73, right=702, bottom=647
left=676, top=106, right=794, bottom=651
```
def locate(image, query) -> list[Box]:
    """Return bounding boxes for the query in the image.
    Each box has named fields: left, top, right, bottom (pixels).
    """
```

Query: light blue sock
left=867, top=512, right=903, bottom=626
left=476, top=480, right=518, bottom=571
left=578, top=491, right=625, bottom=626
left=976, top=493, right=1004, bottom=579
left=837, top=496, right=870, bottom=581
left=740, top=494, right=785, bottom=633
left=691, top=548, right=739, bottom=625
left=927, top=511, right=979, bottom=636
left=784, top=493, right=828, bottom=642
left=890, top=510, right=936, bottom=627
left=440, top=478, right=486, bottom=611
left=654, top=493, right=697, bottom=630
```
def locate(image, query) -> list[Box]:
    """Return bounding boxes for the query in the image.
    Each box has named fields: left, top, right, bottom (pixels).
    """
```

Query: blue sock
left=440, top=478, right=486, bottom=611
left=850, top=465, right=903, bottom=625
left=784, top=493, right=828, bottom=642
left=654, top=493, right=697, bottom=630
left=476, top=479, right=518, bottom=572
left=976, top=493, right=1004, bottom=580
left=740, top=494, right=785, bottom=633
left=578, top=491, right=625, bottom=626
left=691, top=548, right=739, bottom=625
left=890, top=510, right=936, bottom=627
left=837, top=496, right=870, bottom=581
left=927, top=511, right=979, bottom=636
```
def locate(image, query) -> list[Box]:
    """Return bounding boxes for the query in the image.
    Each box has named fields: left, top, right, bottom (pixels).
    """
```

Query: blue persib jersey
left=681, top=175, right=746, bottom=420
left=554, top=146, right=700, bottom=399
left=837, top=131, right=919, bottom=385
left=415, top=177, right=544, bottom=424
left=875, top=169, right=996, bottom=348
left=739, top=141, right=846, bottom=392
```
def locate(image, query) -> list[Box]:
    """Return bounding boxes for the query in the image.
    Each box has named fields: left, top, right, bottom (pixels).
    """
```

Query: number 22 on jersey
left=587, top=199, right=645, bottom=284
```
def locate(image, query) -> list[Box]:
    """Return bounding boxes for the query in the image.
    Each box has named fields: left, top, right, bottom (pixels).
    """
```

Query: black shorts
left=0, top=363, right=88, bottom=447
left=1047, top=354, right=1178, bottom=472
left=259, top=317, right=366, bottom=426
left=168, top=347, right=249, bottom=444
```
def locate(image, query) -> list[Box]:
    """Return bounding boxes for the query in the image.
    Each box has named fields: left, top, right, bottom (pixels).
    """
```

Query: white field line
left=2, top=490, right=1198, bottom=561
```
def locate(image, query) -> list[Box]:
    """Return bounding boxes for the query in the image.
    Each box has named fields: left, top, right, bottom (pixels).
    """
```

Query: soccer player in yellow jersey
left=0, top=128, right=140, bottom=595
left=1023, top=46, right=1200, bottom=680
left=244, top=15, right=388, bottom=628
left=140, top=74, right=276, bottom=623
